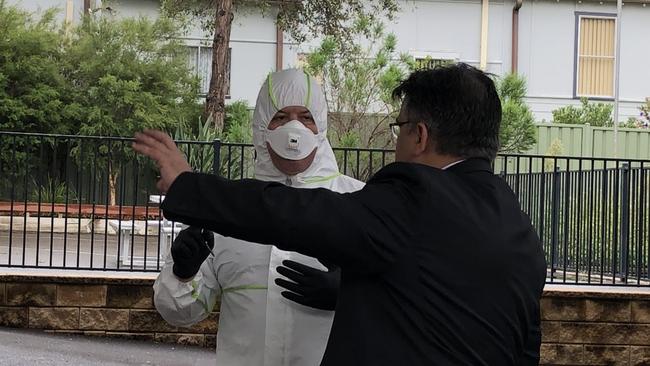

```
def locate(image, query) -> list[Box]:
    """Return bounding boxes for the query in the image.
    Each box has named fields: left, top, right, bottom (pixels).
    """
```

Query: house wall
left=7, top=0, right=649, bottom=122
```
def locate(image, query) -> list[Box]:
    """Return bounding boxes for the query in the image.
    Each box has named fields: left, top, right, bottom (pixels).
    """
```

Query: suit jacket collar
left=445, top=158, right=493, bottom=174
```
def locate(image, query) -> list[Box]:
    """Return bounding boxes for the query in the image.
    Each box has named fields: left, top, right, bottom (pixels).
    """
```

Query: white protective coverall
left=153, top=69, right=364, bottom=366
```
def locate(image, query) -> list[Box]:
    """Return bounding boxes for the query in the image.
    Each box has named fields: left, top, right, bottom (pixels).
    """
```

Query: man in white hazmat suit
left=153, top=68, right=364, bottom=365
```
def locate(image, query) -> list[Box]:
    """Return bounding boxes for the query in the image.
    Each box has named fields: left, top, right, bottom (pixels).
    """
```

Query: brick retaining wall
left=0, top=272, right=218, bottom=348
left=1, top=272, right=649, bottom=365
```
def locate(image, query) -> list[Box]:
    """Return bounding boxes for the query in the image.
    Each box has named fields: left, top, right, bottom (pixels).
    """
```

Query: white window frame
left=184, top=41, right=231, bottom=98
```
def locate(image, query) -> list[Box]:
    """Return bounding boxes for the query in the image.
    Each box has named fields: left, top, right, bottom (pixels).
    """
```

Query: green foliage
left=496, top=73, right=537, bottom=153
left=174, top=117, right=218, bottom=173
left=67, top=15, right=200, bottom=138
left=544, top=138, right=564, bottom=171
left=0, top=1, right=79, bottom=134
left=223, top=100, right=252, bottom=143
left=552, top=98, right=613, bottom=127
left=162, top=0, right=399, bottom=47
left=30, top=176, right=78, bottom=204
left=173, top=100, right=252, bottom=175
left=1, top=4, right=199, bottom=137
left=626, top=100, right=650, bottom=128
left=162, top=0, right=399, bottom=131
left=304, top=19, right=414, bottom=149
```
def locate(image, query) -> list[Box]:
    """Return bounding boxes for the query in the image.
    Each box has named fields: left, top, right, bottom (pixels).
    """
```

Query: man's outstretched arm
left=134, top=129, right=413, bottom=274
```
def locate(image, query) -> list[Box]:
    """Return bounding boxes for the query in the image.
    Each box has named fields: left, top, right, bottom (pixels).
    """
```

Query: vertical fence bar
left=62, top=138, right=70, bottom=267
left=562, top=159, right=571, bottom=283
left=227, top=145, right=232, bottom=179
left=612, top=161, right=620, bottom=283
left=131, top=147, right=139, bottom=271
left=576, top=158, right=583, bottom=283
left=620, top=162, right=630, bottom=282
left=536, top=158, right=540, bottom=272
left=90, top=139, right=98, bottom=269
left=550, top=163, right=560, bottom=281
left=49, top=140, right=57, bottom=268
left=600, top=162, right=608, bottom=284
left=8, top=135, right=17, bottom=266
left=76, top=139, right=83, bottom=269
left=588, top=160, right=595, bottom=283
left=240, top=145, right=245, bottom=179
left=117, top=141, right=127, bottom=270
left=103, top=144, right=111, bottom=270
left=21, top=137, right=30, bottom=266
left=36, top=136, right=44, bottom=267
left=213, top=139, right=221, bottom=176
left=636, top=162, right=650, bottom=285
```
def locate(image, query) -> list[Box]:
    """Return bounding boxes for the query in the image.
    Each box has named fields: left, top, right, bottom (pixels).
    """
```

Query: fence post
left=620, top=162, right=630, bottom=281
left=212, top=139, right=222, bottom=176
left=550, top=166, right=561, bottom=278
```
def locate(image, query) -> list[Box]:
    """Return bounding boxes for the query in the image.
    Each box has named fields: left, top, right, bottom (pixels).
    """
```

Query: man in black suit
left=133, top=63, right=547, bottom=365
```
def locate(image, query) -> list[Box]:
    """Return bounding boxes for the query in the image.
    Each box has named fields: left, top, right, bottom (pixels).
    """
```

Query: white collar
left=442, top=159, right=466, bottom=170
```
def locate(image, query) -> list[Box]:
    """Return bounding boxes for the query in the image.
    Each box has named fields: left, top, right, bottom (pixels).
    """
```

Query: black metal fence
left=0, top=131, right=648, bottom=286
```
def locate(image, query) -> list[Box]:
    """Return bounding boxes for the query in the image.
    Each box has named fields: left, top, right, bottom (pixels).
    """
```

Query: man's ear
left=414, top=122, right=429, bottom=155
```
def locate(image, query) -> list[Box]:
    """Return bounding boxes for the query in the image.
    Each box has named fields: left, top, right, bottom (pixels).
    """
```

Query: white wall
left=6, top=0, right=85, bottom=23
left=107, top=1, right=283, bottom=104
left=7, top=0, right=649, bottom=121
left=518, top=0, right=649, bottom=120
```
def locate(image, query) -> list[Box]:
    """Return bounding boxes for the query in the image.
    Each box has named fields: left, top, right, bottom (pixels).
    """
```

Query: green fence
left=530, top=123, right=650, bottom=159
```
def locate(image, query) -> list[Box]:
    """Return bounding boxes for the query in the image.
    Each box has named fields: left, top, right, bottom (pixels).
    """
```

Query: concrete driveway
left=0, top=328, right=215, bottom=366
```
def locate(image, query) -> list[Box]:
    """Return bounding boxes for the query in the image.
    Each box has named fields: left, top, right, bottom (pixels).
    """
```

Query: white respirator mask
left=265, top=120, right=319, bottom=160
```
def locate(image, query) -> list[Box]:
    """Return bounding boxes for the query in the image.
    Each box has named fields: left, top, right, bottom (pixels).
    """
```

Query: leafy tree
left=0, top=1, right=80, bottom=134
left=65, top=15, right=200, bottom=205
left=304, top=18, right=414, bottom=150
left=161, top=0, right=399, bottom=132
left=496, top=73, right=537, bottom=153
left=552, top=98, right=613, bottom=127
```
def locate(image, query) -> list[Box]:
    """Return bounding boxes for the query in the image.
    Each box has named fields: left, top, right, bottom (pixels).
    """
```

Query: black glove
left=275, top=259, right=341, bottom=311
left=171, top=226, right=214, bottom=280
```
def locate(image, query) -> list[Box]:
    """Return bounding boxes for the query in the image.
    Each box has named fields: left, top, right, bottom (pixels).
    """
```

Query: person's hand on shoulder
left=275, top=260, right=341, bottom=311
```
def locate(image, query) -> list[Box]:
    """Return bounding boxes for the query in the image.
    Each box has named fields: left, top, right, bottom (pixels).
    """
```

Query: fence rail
left=0, top=131, right=648, bottom=286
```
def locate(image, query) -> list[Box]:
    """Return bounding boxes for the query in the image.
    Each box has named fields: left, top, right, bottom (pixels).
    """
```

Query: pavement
left=0, top=231, right=164, bottom=270
left=0, top=328, right=215, bottom=366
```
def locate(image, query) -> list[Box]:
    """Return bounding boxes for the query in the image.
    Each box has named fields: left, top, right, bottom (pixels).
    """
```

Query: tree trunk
left=108, top=161, right=118, bottom=207
left=204, top=0, right=234, bottom=133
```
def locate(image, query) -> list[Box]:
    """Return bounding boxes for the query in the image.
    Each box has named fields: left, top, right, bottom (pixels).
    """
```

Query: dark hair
left=392, top=63, right=501, bottom=160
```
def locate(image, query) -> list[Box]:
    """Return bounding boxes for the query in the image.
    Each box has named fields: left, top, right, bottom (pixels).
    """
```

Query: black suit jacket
left=161, top=158, right=547, bottom=366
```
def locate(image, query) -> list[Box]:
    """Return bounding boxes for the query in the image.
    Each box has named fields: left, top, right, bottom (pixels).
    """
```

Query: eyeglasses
left=389, top=120, right=411, bottom=139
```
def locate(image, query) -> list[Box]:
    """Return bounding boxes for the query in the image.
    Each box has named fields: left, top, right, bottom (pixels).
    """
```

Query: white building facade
left=11, top=0, right=650, bottom=121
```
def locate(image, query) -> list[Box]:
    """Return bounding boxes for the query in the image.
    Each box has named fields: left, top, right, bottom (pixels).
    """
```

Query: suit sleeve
left=160, top=169, right=415, bottom=274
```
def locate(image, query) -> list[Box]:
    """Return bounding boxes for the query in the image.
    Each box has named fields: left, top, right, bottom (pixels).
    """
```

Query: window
left=575, top=15, right=616, bottom=98
left=186, top=45, right=231, bottom=96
